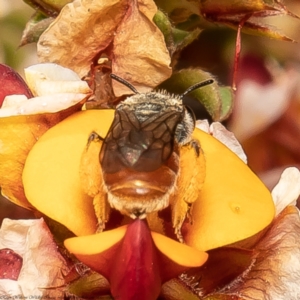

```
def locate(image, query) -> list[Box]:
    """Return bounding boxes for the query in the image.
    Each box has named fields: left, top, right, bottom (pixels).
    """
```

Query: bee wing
left=100, top=109, right=182, bottom=173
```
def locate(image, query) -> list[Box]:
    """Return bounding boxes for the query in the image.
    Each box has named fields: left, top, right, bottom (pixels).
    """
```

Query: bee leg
left=80, top=133, right=103, bottom=197
left=171, top=198, right=190, bottom=243
left=81, top=131, right=110, bottom=232
left=186, top=203, right=193, bottom=224
left=93, top=192, right=111, bottom=233
left=189, top=139, right=200, bottom=157
left=87, top=131, right=104, bottom=149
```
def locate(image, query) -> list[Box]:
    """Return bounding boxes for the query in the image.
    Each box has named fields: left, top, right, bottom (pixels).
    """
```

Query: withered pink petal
left=0, top=64, right=33, bottom=106
left=203, top=206, right=300, bottom=299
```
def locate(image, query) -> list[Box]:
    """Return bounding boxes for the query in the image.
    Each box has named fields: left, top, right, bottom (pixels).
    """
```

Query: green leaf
left=158, top=69, right=232, bottom=121
left=38, top=0, right=72, bottom=10
left=42, top=214, right=75, bottom=245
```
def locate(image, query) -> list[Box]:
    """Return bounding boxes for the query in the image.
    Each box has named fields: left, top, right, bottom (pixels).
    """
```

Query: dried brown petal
left=37, top=0, right=171, bottom=96
left=200, top=0, right=297, bottom=41
left=38, top=0, right=127, bottom=78
left=111, top=0, right=172, bottom=96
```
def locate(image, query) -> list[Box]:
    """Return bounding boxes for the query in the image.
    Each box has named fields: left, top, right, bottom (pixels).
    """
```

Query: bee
left=81, top=75, right=213, bottom=241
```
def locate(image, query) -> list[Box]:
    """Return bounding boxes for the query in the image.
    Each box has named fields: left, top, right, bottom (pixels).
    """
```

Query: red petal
left=109, top=219, right=161, bottom=300
left=65, top=219, right=208, bottom=299
left=0, top=64, right=33, bottom=106
left=0, top=248, right=23, bottom=280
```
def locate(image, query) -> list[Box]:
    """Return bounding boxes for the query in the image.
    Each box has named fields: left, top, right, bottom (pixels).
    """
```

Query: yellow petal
left=183, top=128, right=275, bottom=251
left=64, top=225, right=127, bottom=255
left=151, top=231, right=208, bottom=267
left=0, top=105, right=81, bottom=208
left=23, top=110, right=115, bottom=234
left=23, top=109, right=275, bottom=248
left=0, top=115, right=49, bottom=208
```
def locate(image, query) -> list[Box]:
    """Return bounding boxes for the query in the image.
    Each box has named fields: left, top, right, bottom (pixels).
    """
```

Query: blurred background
left=1, top=0, right=300, bottom=222
left=0, top=0, right=37, bottom=74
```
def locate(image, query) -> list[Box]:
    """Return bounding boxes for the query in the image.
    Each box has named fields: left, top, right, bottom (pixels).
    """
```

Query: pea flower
left=20, top=109, right=279, bottom=298
left=0, top=64, right=298, bottom=300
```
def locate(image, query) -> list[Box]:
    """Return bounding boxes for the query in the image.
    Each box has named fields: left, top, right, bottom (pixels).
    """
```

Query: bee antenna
left=110, top=74, right=139, bottom=94
left=180, top=79, right=214, bottom=99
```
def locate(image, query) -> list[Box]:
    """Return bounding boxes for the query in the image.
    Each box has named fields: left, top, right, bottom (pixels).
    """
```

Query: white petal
left=24, top=63, right=91, bottom=96
left=0, top=93, right=87, bottom=117
left=196, top=120, right=247, bottom=163
left=209, top=122, right=247, bottom=163
left=25, top=63, right=81, bottom=81
left=196, top=119, right=209, bottom=133
left=1, top=95, right=28, bottom=108
left=271, top=167, right=300, bottom=215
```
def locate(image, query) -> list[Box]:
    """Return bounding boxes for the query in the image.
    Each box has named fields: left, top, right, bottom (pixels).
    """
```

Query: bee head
left=111, top=74, right=214, bottom=146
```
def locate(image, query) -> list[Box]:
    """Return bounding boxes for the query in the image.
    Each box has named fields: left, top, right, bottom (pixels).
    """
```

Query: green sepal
left=160, top=278, right=200, bottom=300
left=20, top=12, right=53, bottom=46
left=154, top=10, right=202, bottom=56
left=158, top=69, right=234, bottom=121
left=219, top=86, right=234, bottom=121
left=200, top=0, right=298, bottom=41
left=67, top=270, right=111, bottom=299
